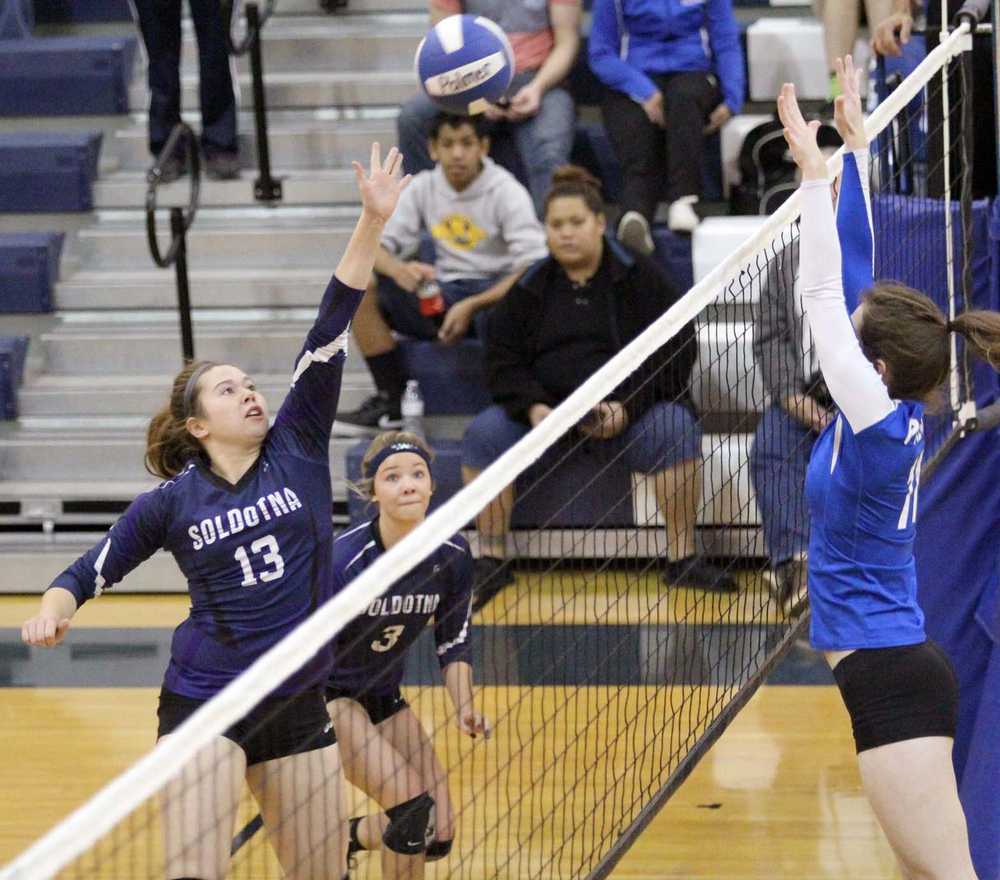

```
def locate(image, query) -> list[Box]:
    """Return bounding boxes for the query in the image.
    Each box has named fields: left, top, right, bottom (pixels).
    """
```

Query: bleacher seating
left=0, top=336, right=29, bottom=419
left=33, top=0, right=131, bottom=24
left=0, top=35, right=137, bottom=116
left=398, top=339, right=491, bottom=416
left=0, top=131, right=103, bottom=212
left=0, top=231, right=63, bottom=312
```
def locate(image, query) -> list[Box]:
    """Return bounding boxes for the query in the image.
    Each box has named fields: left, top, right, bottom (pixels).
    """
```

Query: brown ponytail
left=950, top=310, right=1000, bottom=371
left=544, top=164, right=604, bottom=219
left=144, top=360, right=218, bottom=479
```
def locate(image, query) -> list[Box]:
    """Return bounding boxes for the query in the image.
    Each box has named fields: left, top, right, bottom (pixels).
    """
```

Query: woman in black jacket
left=460, top=165, right=737, bottom=608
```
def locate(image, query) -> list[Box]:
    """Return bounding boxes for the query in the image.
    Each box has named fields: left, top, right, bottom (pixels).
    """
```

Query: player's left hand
left=704, top=103, right=732, bottom=134
left=507, top=82, right=543, bottom=121
left=776, top=83, right=827, bottom=180
left=438, top=298, right=476, bottom=345
left=458, top=710, right=492, bottom=739
left=833, top=56, right=866, bottom=151
left=354, top=142, right=410, bottom=224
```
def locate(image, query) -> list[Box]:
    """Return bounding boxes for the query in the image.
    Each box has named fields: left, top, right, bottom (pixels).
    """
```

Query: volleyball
left=415, top=14, right=515, bottom=114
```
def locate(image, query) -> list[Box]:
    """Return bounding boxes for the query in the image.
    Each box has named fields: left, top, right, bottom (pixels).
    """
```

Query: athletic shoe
left=333, top=393, right=402, bottom=436
left=662, top=555, right=738, bottom=592
left=471, top=556, right=515, bottom=611
left=773, top=556, right=810, bottom=617
left=616, top=210, right=655, bottom=256
left=205, top=151, right=241, bottom=180
left=667, top=196, right=700, bottom=233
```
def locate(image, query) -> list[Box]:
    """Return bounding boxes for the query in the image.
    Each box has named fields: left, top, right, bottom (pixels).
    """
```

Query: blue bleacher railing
left=146, top=122, right=200, bottom=363
left=221, top=0, right=282, bottom=204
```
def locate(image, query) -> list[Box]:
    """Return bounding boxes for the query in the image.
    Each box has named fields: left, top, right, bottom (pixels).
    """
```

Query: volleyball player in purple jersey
left=325, top=432, right=490, bottom=880
left=780, top=58, right=1000, bottom=878
left=21, top=144, right=411, bottom=880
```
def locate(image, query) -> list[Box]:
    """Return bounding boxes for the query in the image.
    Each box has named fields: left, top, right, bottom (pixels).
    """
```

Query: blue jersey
left=50, top=277, right=364, bottom=699
left=326, top=519, right=473, bottom=695
left=801, top=150, right=927, bottom=651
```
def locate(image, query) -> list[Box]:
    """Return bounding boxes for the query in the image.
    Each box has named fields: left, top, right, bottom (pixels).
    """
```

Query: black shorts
left=157, top=686, right=336, bottom=767
left=326, top=685, right=409, bottom=725
left=832, top=640, right=959, bottom=754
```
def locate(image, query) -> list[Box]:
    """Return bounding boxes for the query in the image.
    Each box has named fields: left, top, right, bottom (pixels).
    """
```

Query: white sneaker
left=616, top=210, right=654, bottom=256
left=667, top=196, right=700, bottom=233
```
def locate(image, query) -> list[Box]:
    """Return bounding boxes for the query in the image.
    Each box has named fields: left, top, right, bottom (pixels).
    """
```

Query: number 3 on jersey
left=234, top=535, right=285, bottom=586
left=371, top=624, right=405, bottom=653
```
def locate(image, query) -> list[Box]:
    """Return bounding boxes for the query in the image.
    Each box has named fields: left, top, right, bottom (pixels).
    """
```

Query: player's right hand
left=393, top=261, right=436, bottom=293
left=22, top=614, right=71, bottom=647
left=782, top=393, right=833, bottom=434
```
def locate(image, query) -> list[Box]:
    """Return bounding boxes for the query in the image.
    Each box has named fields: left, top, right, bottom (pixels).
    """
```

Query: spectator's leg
left=462, top=406, right=528, bottom=608
left=397, top=92, right=440, bottom=176
left=818, top=0, right=861, bottom=87
left=602, top=88, right=663, bottom=223
left=511, top=85, right=577, bottom=216
left=131, top=0, right=183, bottom=157
left=659, top=72, right=719, bottom=204
left=461, top=404, right=526, bottom=559
left=748, top=404, right=813, bottom=567
left=188, top=0, right=239, bottom=164
left=624, top=402, right=737, bottom=591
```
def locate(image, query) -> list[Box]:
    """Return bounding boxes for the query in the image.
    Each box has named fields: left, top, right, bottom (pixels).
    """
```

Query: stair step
left=112, top=114, right=398, bottom=171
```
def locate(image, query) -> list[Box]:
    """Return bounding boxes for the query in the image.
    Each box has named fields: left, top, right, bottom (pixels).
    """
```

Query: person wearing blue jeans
left=399, top=0, right=581, bottom=216
left=461, top=165, right=737, bottom=608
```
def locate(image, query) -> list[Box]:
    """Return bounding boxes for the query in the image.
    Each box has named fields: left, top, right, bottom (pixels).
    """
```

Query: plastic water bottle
left=401, top=380, right=425, bottom=438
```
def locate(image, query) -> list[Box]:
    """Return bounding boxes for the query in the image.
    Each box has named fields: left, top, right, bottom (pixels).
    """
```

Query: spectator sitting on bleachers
left=333, top=113, right=547, bottom=435
left=588, top=0, right=745, bottom=244
left=815, top=0, right=892, bottom=109
left=748, top=238, right=832, bottom=616
left=398, top=0, right=581, bottom=216
left=131, top=0, right=240, bottom=181
left=461, top=165, right=737, bottom=609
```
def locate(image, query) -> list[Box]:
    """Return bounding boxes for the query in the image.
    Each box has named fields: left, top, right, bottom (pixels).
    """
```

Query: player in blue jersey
left=325, top=432, right=490, bottom=879
left=779, top=57, right=1000, bottom=879
left=20, top=144, right=411, bottom=880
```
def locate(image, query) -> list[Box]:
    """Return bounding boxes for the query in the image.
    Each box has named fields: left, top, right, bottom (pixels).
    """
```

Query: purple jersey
left=49, top=277, right=364, bottom=699
left=326, top=519, right=473, bottom=695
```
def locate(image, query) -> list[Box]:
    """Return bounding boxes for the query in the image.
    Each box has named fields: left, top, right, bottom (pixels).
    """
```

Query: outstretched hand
left=776, top=83, right=827, bottom=181
left=353, top=142, right=410, bottom=224
left=833, top=56, right=866, bottom=151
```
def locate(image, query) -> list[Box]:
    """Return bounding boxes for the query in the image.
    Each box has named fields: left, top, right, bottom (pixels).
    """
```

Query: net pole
left=0, top=23, right=973, bottom=880
left=941, top=22, right=962, bottom=413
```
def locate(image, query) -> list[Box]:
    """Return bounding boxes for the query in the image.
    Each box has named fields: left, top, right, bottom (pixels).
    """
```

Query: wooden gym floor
left=0, top=578, right=900, bottom=879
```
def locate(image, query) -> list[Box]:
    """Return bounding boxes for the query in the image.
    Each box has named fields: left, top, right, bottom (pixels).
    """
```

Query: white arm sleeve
left=798, top=178, right=895, bottom=433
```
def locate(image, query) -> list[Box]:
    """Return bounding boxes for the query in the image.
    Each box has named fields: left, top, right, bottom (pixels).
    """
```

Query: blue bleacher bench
left=0, top=0, right=33, bottom=38
left=345, top=437, right=634, bottom=528
left=0, top=231, right=63, bottom=312
left=0, top=35, right=137, bottom=116
left=0, top=131, right=102, bottom=212
left=0, top=335, right=29, bottom=419
left=397, top=339, right=492, bottom=417
left=33, top=0, right=131, bottom=24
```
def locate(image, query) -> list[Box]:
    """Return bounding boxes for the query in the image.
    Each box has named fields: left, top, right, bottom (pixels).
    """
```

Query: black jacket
left=484, top=238, right=698, bottom=424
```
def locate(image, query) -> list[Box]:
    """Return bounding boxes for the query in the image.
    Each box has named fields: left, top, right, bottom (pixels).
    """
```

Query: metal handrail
left=145, top=122, right=201, bottom=268
left=221, top=0, right=277, bottom=56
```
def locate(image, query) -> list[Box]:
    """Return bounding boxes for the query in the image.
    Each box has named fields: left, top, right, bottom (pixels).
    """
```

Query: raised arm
left=778, top=80, right=893, bottom=433
left=271, top=145, right=410, bottom=459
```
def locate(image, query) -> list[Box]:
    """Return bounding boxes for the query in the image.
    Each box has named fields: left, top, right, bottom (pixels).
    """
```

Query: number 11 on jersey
left=898, top=452, right=924, bottom=530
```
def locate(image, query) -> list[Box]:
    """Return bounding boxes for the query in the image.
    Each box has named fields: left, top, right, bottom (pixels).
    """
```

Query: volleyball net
left=1, top=23, right=982, bottom=880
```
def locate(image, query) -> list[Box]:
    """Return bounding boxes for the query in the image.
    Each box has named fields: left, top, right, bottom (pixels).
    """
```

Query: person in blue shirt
left=781, top=57, right=1000, bottom=879
left=588, top=0, right=746, bottom=243
left=325, top=432, right=490, bottom=879
left=20, top=144, right=411, bottom=880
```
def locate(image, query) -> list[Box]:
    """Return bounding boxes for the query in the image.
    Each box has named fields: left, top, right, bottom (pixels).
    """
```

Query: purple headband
left=364, top=442, right=433, bottom=479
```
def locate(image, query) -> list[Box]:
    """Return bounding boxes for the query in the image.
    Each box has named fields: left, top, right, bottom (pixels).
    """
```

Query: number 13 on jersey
left=234, top=535, right=285, bottom=586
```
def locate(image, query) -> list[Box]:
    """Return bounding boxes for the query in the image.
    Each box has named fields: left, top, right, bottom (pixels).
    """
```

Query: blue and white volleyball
left=415, top=14, right=515, bottom=115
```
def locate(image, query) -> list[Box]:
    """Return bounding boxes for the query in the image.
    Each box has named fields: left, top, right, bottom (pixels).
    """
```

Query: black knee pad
left=382, top=792, right=435, bottom=855
left=425, top=837, right=453, bottom=861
